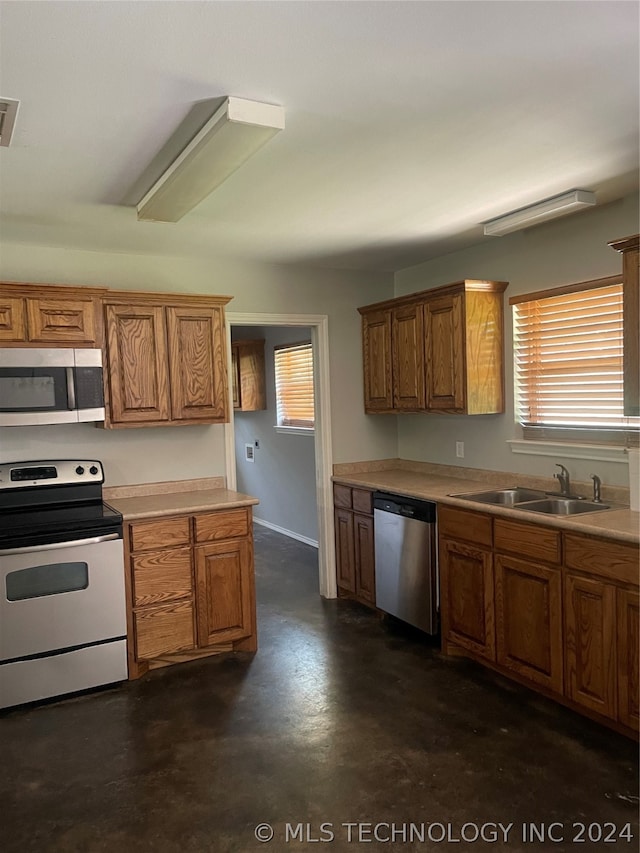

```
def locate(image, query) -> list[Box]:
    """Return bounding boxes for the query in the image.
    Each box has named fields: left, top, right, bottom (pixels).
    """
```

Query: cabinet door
left=105, top=303, right=170, bottom=424
left=440, top=537, right=495, bottom=660
left=334, top=508, right=356, bottom=594
left=195, top=539, right=254, bottom=646
left=495, top=555, right=563, bottom=694
left=354, top=512, right=375, bottom=604
left=234, top=340, right=266, bottom=411
left=26, top=297, right=98, bottom=344
left=362, top=309, right=393, bottom=412
left=0, top=296, right=26, bottom=341
left=231, top=346, right=241, bottom=409
left=392, top=301, right=425, bottom=410
left=424, top=293, right=465, bottom=411
left=167, top=306, right=228, bottom=423
left=564, top=573, right=617, bottom=720
left=617, top=587, right=639, bottom=730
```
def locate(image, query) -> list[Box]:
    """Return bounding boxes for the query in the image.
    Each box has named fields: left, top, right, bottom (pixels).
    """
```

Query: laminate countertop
left=106, top=489, right=259, bottom=522
left=333, top=468, right=640, bottom=546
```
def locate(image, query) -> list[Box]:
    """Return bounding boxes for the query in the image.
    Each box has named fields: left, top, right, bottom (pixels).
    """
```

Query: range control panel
left=0, top=460, right=104, bottom=489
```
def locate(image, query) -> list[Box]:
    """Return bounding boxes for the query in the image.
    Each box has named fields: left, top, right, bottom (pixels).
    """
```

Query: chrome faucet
left=553, top=464, right=571, bottom=497
left=591, top=474, right=602, bottom=503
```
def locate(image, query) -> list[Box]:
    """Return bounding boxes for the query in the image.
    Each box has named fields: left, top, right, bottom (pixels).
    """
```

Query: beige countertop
left=106, top=488, right=259, bottom=522
left=333, top=468, right=639, bottom=545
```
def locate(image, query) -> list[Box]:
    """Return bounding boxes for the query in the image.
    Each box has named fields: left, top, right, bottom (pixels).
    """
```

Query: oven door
left=0, top=534, right=126, bottom=662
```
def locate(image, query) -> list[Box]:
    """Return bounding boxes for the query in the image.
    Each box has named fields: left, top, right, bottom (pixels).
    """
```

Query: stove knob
left=89, top=465, right=99, bottom=475
left=76, top=466, right=85, bottom=475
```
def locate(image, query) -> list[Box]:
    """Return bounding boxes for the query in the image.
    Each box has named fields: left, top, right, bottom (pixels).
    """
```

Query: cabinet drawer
left=438, top=505, right=492, bottom=547
left=494, top=518, right=561, bottom=565
left=564, top=533, right=639, bottom=586
left=129, top=516, right=191, bottom=552
left=352, top=488, right=373, bottom=515
left=333, top=483, right=352, bottom=509
left=0, top=297, right=26, bottom=341
left=195, top=508, right=250, bottom=543
left=134, top=599, right=195, bottom=660
left=132, top=547, right=193, bottom=607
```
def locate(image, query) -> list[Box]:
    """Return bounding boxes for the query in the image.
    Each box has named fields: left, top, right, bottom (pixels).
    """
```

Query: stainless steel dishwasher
left=373, top=491, right=438, bottom=634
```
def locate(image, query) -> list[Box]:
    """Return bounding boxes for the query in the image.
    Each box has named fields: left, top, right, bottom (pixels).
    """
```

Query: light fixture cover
left=137, top=97, right=285, bottom=222
left=0, top=98, right=20, bottom=147
left=483, top=190, right=596, bottom=237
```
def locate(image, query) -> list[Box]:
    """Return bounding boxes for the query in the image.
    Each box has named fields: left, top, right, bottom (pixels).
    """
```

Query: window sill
left=274, top=426, right=315, bottom=437
left=507, top=439, right=629, bottom=464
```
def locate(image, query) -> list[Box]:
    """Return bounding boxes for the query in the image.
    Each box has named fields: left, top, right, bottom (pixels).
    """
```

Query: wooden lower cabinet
left=564, top=573, right=617, bottom=720
left=333, top=485, right=375, bottom=607
left=617, top=588, right=640, bottom=730
left=125, top=506, right=256, bottom=678
left=440, top=537, right=495, bottom=661
left=494, top=555, right=563, bottom=694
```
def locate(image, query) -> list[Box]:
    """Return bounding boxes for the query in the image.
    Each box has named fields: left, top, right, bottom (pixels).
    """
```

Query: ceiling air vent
left=0, top=98, right=20, bottom=147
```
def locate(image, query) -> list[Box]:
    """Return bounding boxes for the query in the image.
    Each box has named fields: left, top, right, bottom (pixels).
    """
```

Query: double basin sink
left=450, top=487, right=611, bottom=516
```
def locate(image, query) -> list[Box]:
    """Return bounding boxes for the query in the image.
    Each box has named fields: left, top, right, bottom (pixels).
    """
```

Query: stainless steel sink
left=516, top=498, right=611, bottom=515
left=451, top=487, right=546, bottom=506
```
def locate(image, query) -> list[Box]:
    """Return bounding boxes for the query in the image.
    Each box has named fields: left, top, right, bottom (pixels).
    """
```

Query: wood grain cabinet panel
left=26, top=297, right=97, bottom=344
left=132, top=547, right=193, bottom=607
left=424, top=293, right=464, bottom=411
left=354, top=513, right=375, bottom=605
left=105, top=303, right=170, bottom=425
left=129, top=516, right=191, bottom=552
left=361, top=308, right=393, bottom=412
left=392, top=301, right=425, bottom=410
left=439, top=537, right=495, bottom=661
left=231, top=339, right=266, bottom=411
left=564, top=533, right=639, bottom=586
left=494, top=519, right=561, bottom=565
left=195, top=539, right=253, bottom=646
left=617, top=588, right=640, bottom=731
left=495, top=555, right=563, bottom=694
left=564, top=573, right=617, bottom=720
left=134, top=598, right=196, bottom=660
left=333, top=485, right=376, bottom=607
left=167, top=305, right=228, bottom=423
left=195, top=509, right=250, bottom=543
left=438, top=505, right=492, bottom=548
left=335, top=507, right=356, bottom=594
left=0, top=296, right=26, bottom=341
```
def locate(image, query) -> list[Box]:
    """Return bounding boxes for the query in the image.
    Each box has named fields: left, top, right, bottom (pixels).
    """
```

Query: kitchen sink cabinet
left=103, top=291, right=231, bottom=428
left=359, top=279, right=508, bottom=415
left=609, top=234, right=639, bottom=417
left=124, top=506, right=256, bottom=678
left=231, top=339, right=267, bottom=411
left=0, top=282, right=105, bottom=346
left=439, top=503, right=639, bottom=737
left=333, top=484, right=376, bottom=607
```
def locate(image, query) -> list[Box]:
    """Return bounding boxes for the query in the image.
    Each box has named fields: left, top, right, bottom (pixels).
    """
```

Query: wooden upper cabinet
left=167, top=305, right=228, bottom=423
left=231, top=339, right=267, bottom=411
left=609, top=235, right=639, bottom=417
left=359, top=279, right=507, bottom=415
left=392, top=300, right=425, bottom=410
left=0, top=282, right=105, bottom=346
left=361, top=308, right=393, bottom=412
left=103, top=291, right=231, bottom=428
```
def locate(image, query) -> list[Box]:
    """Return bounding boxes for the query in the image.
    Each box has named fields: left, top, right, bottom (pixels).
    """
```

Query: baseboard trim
left=253, top=517, right=319, bottom=549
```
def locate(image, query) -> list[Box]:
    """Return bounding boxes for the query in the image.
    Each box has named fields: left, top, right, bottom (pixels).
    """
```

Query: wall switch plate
left=254, top=440, right=260, bottom=449
left=245, top=444, right=255, bottom=463
left=456, top=441, right=465, bottom=458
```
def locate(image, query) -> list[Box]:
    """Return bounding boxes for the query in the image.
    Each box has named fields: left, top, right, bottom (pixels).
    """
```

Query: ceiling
left=0, top=1, right=638, bottom=272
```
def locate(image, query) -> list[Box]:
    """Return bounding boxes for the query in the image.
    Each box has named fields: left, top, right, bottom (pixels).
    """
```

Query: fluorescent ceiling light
left=483, top=190, right=596, bottom=237
left=137, top=97, right=285, bottom=222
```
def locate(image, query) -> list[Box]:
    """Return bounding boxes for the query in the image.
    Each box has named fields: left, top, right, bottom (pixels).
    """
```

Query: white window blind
left=274, top=342, right=315, bottom=428
left=512, top=277, right=638, bottom=441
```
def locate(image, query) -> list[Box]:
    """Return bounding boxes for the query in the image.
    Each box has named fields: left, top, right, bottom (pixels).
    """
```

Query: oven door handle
left=0, top=533, right=121, bottom=557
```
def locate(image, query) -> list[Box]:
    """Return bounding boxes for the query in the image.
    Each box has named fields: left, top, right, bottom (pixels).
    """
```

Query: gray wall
left=0, top=245, right=396, bottom=486
left=392, top=193, right=640, bottom=487
left=232, top=326, right=318, bottom=544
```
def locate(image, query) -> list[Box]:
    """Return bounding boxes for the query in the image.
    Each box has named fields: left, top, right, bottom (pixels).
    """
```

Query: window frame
left=273, top=340, right=315, bottom=432
left=509, top=275, right=638, bottom=448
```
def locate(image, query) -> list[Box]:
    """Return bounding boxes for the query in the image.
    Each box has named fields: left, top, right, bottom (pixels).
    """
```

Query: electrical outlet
left=456, top=441, right=465, bottom=458
left=245, top=444, right=255, bottom=463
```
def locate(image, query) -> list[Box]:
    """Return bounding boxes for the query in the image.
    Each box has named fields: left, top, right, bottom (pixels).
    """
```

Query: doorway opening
left=224, top=312, right=336, bottom=598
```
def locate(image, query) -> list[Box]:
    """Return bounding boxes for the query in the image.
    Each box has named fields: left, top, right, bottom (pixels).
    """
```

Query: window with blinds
left=274, top=341, right=315, bottom=429
left=511, top=276, right=638, bottom=443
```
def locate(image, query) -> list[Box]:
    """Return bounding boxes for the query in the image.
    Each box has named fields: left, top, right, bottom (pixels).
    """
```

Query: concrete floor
left=1, top=527, right=638, bottom=852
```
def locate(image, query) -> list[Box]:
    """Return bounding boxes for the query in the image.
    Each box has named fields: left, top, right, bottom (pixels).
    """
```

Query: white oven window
left=6, top=562, right=89, bottom=601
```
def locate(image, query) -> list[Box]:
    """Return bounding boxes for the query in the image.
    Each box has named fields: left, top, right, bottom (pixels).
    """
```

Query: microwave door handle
left=0, top=533, right=121, bottom=557
left=66, top=367, right=76, bottom=410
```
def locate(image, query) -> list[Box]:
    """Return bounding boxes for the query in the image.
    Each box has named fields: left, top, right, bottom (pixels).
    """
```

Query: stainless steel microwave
left=0, top=348, right=105, bottom=426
